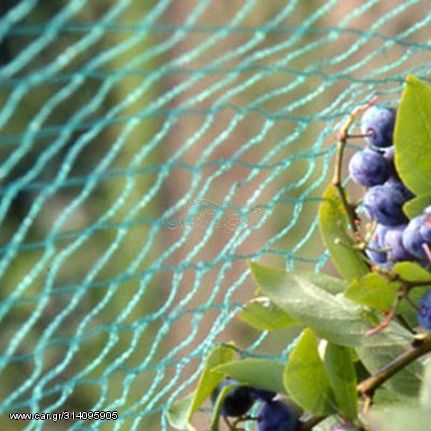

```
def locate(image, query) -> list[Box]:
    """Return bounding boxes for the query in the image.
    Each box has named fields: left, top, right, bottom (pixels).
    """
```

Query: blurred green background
left=0, top=1, right=429, bottom=429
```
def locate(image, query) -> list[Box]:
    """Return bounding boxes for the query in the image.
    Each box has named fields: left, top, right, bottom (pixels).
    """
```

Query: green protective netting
left=1, top=0, right=431, bottom=429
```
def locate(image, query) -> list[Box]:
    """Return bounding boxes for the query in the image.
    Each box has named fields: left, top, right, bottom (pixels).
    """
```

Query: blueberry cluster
left=348, top=105, right=431, bottom=330
left=349, top=106, right=415, bottom=266
left=211, top=379, right=297, bottom=431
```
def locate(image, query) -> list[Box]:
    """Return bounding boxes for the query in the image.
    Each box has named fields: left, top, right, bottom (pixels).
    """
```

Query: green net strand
left=1, top=0, right=431, bottom=430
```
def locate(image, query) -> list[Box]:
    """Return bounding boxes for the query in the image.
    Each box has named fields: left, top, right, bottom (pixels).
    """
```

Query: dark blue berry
left=417, top=291, right=431, bottom=330
left=385, top=177, right=414, bottom=200
left=363, top=182, right=409, bottom=226
left=257, top=401, right=297, bottom=431
left=211, top=379, right=254, bottom=417
left=361, top=105, right=396, bottom=148
left=348, top=148, right=390, bottom=187
left=366, top=234, right=387, bottom=264
left=419, top=210, right=431, bottom=243
left=402, top=215, right=427, bottom=260
left=384, top=224, right=414, bottom=262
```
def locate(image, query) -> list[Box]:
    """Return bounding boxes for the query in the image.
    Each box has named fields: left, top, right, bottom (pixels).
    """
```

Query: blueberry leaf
left=345, top=273, right=401, bottom=312
left=403, top=194, right=431, bottom=219
left=420, top=361, right=431, bottom=408
left=250, top=262, right=372, bottom=347
left=395, top=75, right=431, bottom=195
left=295, top=270, right=347, bottom=295
left=369, top=407, right=431, bottom=431
left=319, top=184, right=369, bottom=281
left=211, top=358, right=286, bottom=394
left=283, top=329, right=336, bottom=415
left=324, top=343, right=358, bottom=421
left=167, top=393, right=195, bottom=431
left=237, top=297, right=297, bottom=331
left=393, top=261, right=431, bottom=283
left=357, top=323, right=421, bottom=397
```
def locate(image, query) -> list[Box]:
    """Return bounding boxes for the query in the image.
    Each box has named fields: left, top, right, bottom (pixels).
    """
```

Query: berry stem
left=357, top=334, right=431, bottom=397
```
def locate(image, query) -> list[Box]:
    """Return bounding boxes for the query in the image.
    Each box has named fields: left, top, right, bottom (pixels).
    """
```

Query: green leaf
left=187, top=344, right=236, bottom=425
left=312, top=416, right=340, bottom=431
left=373, top=387, right=417, bottom=406
left=250, top=262, right=372, bottom=346
left=283, top=329, right=335, bottom=415
left=392, top=262, right=431, bottom=326
left=211, top=358, right=286, bottom=394
left=295, top=270, right=347, bottom=295
left=237, top=297, right=297, bottom=331
left=369, top=407, right=431, bottom=431
left=403, top=194, right=431, bottom=219
left=393, top=261, right=431, bottom=283
left=394, top=75, right=431, bottom=195
left=318, top=184, right=370, bottom=281
left=324, top=343, right=357, bottom=421
left=420, top=360, right=431, bottom=407
left=167, top=393, right=195, bottom=431
left=356, top=323, right=421, bottom=397
left=345, top=273, right=401, bottom=312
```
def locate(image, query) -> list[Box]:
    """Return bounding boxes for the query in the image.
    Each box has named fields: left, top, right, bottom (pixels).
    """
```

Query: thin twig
left=332, top=97, right=377, bottom=236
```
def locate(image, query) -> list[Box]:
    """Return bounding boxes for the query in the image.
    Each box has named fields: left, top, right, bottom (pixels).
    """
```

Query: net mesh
left=1, top=1, right=430, bottom=429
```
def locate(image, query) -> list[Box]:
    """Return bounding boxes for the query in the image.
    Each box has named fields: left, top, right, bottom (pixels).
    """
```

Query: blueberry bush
left=167, top=75, right=431, bottom=431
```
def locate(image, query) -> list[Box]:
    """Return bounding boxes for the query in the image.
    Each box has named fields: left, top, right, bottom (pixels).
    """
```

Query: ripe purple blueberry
left=385, top=177, right=414, bottom=200
left=365, top=234, right=387, bottom=264
left=417, top=291, right=431, bottom=330
left=348, top=148, right=390, bottom=187
left=363, top=182, right=409, bottom=226
left=210, top=379, right=255, bottom=417
left=361, top=105, right=396, bottom=148
left=383, top=224, right=414, bottom=263
left=419, top=210, right=431, bottom=243
left=257, top=401, right=298, bottom=431
left=402, top=215, right=428, bottom=260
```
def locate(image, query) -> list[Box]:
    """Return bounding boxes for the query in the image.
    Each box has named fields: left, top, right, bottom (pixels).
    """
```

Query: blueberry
left=402, top=215, right=427, bottom=260
left=348, top=148, right=390, bottom=187
left=211, top=379, right=255, bottom=417
left=385, top=177, right=414, bottom=200
left=363, top=182, right=409, bottom=226
left=384, top=224, right=414, bottom=262
left=361, top=105, right=396, bottom=148
left=417, top=291, right=431, bottom=330
left=366, top=224, right=390, bottom=264
left=366, top=234, right=387, bottom=264
left=257, top=401, right=298, bottom=431
left=250, top=388, right=276, bottom=402
left=419, top=211, right=431, bottom=243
